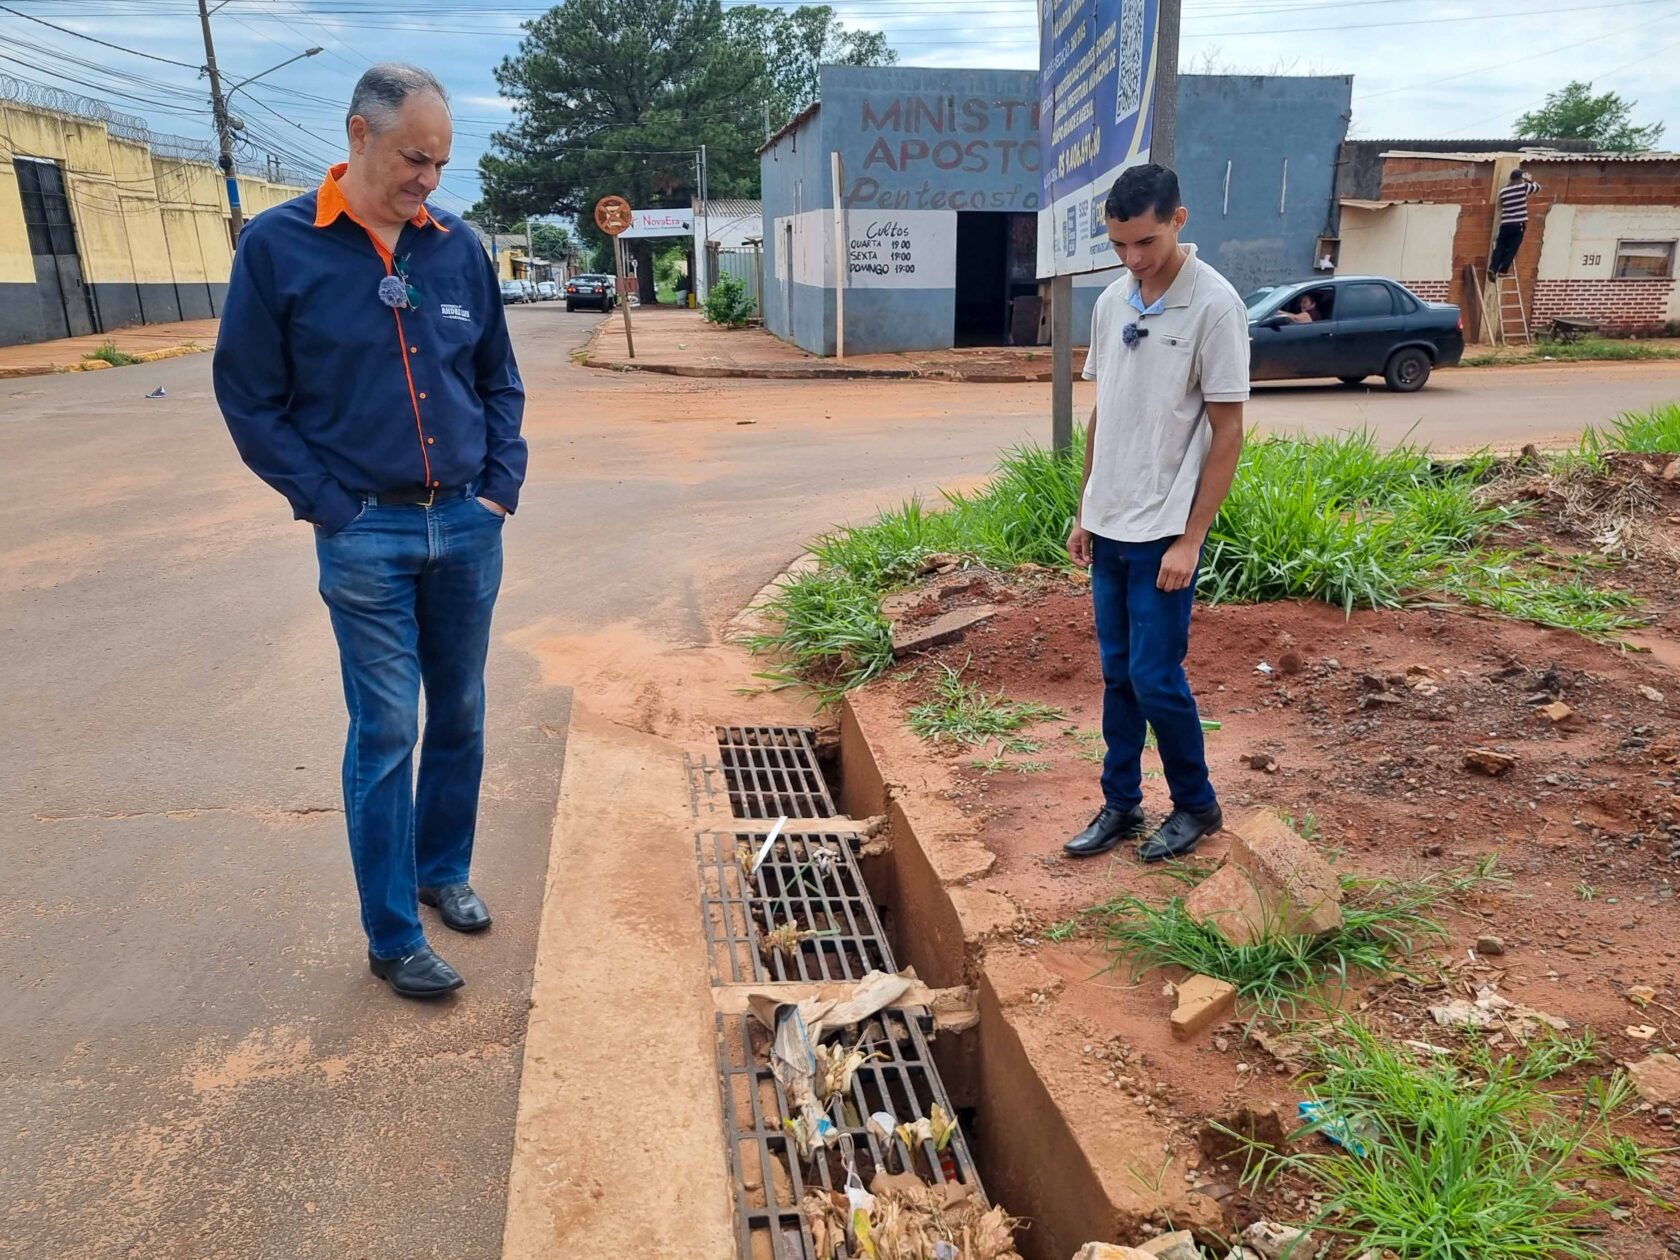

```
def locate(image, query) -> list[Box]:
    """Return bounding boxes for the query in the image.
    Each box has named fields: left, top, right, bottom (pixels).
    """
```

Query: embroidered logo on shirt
left=440, top=303, right=472, bottom=322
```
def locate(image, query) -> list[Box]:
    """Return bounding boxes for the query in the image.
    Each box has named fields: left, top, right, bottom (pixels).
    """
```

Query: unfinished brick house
left=1337, top=149, right=1680, bottom=338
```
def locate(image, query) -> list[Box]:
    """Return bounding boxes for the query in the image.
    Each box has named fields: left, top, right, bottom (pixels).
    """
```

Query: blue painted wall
left=763, top=71, right=1351, bottom=354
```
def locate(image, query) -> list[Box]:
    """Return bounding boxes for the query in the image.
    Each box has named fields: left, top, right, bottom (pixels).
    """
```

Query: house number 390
left=1582, top=253, right=1602, bottom=266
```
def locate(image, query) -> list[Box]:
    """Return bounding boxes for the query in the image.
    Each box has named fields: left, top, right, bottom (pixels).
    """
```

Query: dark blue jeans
left=1091, top=534, right=1217, bottom=815
left=315, top=489, right=504, bottom=959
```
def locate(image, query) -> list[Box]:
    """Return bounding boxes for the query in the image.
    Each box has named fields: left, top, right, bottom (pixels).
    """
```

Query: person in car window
left=1282, top=291, right=1326, bottom=323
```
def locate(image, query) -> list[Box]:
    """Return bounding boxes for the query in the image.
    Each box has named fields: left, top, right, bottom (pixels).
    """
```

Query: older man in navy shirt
left=215, top=64, right=526, bottom=999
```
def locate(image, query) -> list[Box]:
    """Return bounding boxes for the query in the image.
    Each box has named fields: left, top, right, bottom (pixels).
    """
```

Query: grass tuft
left=1266, top=1023, right=1638, bottom=1258
left=1584, top=400, right=1680, bottom=455
left=84, top=340, right=140, bottom=367
left=1088, top=871, right=1456, bottom=1015
left=908, top=661, right=1063, bottom=745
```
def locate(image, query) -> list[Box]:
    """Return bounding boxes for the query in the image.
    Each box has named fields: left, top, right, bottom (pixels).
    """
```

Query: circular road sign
left=594, top=196, right=633, bottom=236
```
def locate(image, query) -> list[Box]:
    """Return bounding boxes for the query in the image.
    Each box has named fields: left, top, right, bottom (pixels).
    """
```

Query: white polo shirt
left=1081, top=244, right=1250, bottom=543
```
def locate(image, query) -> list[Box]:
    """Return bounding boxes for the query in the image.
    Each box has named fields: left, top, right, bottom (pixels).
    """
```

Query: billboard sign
left=1038, top=0, right=1162, bottom=276
left=618, top=208, right=695, bottom=239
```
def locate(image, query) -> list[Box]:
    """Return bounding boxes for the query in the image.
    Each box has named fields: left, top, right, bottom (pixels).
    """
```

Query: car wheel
left=1383, top=348, right=1431, bottom=393
left=1338, top=375, right=1367, bottom=387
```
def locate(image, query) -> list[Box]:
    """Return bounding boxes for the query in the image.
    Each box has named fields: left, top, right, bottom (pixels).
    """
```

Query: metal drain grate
left=697, top=830, right=893, bottom=984
left=686, top=750, right=730, bottom=819
left=717, top=1009, right=985, bottom=1260
left=715, top=725, right=836, bottom=819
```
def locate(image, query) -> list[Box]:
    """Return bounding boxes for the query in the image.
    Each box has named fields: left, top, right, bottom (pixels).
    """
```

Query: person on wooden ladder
left=1490, top=169, right=1541, bottom=278
left=1061, top=164, right=1247, bottom=864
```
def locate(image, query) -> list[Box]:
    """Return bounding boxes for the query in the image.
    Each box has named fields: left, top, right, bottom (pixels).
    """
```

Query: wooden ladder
left=1484, top=272, right=1532, bottom=346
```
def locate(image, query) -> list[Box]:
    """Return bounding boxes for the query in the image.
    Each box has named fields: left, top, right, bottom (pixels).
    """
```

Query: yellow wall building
left=1, top=82, right=305, bottom=346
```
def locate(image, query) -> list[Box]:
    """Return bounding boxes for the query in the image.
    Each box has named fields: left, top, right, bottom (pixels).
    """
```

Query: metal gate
left=15, top=156, right=97, bottom=340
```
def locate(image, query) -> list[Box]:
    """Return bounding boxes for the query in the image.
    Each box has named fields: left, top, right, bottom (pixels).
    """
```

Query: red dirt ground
left=869, top=560, right=1680, bottom=1255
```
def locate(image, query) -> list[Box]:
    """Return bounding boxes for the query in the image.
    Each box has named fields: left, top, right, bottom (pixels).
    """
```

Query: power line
left=0, top=2, right=203, bottom=67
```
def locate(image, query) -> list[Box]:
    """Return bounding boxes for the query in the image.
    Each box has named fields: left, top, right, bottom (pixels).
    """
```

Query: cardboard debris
left=1242, top=1220, right=1314, bottom=1260
left=1137, top=1232, right=1202, bottom=1260
left=1428, top=985, right=1569, bottom=1042
left=743, top=970, right=915, bottom=1041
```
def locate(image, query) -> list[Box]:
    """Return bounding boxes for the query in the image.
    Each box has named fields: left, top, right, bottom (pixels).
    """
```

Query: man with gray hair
left=214, top=64, right=527, bottom=999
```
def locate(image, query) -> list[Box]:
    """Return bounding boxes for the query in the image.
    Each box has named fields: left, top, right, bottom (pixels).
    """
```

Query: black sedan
left=565, top=274, right=616, bottom=312
left=1246, top=276, right=1463, bottom=392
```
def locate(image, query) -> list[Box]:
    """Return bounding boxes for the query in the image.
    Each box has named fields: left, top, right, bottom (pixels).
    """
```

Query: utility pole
left=197, top=0, right=243, bottom=242
left=698, top=143, right=709, bottom=305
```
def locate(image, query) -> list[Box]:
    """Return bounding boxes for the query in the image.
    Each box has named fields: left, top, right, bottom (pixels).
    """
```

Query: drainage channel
left=692, top=724, right=994, bottom=1260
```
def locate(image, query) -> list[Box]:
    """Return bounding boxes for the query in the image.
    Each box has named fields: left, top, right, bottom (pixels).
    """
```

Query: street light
left=225, top=48, right=322, bottom=105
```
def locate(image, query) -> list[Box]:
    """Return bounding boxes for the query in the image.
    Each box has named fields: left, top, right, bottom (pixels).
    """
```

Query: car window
left=1244, top=286, right=1287, bottom=315
left=1335, top=283, right=1396, bottom=320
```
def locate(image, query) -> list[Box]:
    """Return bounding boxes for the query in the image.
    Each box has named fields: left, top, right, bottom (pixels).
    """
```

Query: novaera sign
left=618, top=209, right=695, bottom=239
left=1037, top=0, right=1161, bottom=277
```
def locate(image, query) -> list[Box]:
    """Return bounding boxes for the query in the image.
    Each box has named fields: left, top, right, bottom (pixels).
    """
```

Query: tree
left=1516, top=81, right=1665, bottom=153
left=479, top=0, right=892, bottom=301
left=726, top=4, right=897, bottom=130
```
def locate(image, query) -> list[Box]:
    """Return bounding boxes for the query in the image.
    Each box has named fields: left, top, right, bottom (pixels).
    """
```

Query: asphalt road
left=2, top=305, right=1676, bottom=1258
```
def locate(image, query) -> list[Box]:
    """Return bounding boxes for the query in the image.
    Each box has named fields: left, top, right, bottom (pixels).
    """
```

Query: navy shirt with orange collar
left=215, top=164, right=526, bottom=535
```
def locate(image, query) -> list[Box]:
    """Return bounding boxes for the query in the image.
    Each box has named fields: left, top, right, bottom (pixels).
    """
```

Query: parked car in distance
left=537, top=280, right=560, bottom=301
left=499, top=279, right=526, bottom=305
left=1245, top=276, right=1463, bottom=392
left=566, top=274, right=616, bottom=312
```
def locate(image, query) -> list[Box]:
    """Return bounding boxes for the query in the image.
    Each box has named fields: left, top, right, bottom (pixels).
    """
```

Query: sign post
left=831, top=151, right=846, bottom=360
left=1039, top=0, right=1176, bottom=449
left=595, top=195, right=635, bottom=360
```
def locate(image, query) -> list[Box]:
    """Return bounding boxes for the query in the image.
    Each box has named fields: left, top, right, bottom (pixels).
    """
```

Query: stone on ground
left=1073, top=1246, right=1159, bottom=1260
left=1627, top=1052, right=1680, bottom=1105
left=1170, top=974, right=1238, bottom=1041
left=1241, top=1220, right=1315, bottom=1259
left=1183, top=809, right=1343, bottom=946
left=890, top=605, right=997, bottom=657
left=1182, top=864, right=1273, bottom=947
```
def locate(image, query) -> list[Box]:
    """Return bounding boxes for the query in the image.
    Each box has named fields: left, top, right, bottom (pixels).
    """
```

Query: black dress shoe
left=419, top=883, right=492, bottom=933
left=368, top=945, right=464, bottom=998
left=1063, top=805, right=1149, bottom=858
left=1138, top=804, right=1224, bottom=863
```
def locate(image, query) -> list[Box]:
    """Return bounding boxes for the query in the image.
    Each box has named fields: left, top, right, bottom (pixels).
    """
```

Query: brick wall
left=1376, top=155, right=1680, bottom=323
left=1402, top=280, right=1452, bottom=303
left=1532, top=279, right=1675, bottom=334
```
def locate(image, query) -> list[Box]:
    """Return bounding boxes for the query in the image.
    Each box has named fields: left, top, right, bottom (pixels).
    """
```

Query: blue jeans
left=315, top=489, right=504, bottom=959
left=1091, top=534, right=1216, bottom=815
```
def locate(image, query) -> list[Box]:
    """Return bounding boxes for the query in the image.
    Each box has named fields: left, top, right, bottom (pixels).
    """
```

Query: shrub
left=703, top=274, right=755, bottom=327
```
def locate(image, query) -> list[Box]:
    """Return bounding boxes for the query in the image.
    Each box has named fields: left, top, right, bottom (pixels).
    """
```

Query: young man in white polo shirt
left=1062, top=164, right=1248, bottom=863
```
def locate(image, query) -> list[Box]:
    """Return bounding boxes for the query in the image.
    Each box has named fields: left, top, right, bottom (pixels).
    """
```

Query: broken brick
left=1182, top=864, right=1274, bottom=947
left=1137, top=1232, right=1201, bottom=1260
left=889, top=605, right=996, bottom=657
left=1199, top=1104, right=1291, bottom=1166
left=1627, top=1053, right=1680, bottom=1105
left=1226, top=809, right=1344, bottom=936
left=1170, top=974, right=1238, bottom=1042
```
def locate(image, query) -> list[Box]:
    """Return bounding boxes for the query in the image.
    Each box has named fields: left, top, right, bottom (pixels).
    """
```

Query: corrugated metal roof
left=697, top=199, right=761, bottom=220
left=1383, top=148, right=1679, bottom=163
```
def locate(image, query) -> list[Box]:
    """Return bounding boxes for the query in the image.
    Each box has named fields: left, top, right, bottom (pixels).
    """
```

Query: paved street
left=3, top=304, right=1677, bottom=1257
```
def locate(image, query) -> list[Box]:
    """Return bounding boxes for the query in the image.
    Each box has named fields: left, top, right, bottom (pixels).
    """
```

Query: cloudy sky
left=1, top=0, right=1675, bottom=215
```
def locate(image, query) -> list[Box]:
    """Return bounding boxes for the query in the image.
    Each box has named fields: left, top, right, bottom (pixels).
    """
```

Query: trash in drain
left=717, top=1004, right=1015, bottom=1260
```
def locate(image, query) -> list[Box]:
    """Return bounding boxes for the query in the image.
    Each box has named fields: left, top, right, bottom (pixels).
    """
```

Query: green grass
left=969, top=742, right=1051, bottom=775
left=1583, top=400, right=1680, bottom=455
left=747, top=423, right=1661, bottom=700
left=1263, top=1023, right=1640, bottom=1259
left=1586, top=1132, right=1678, bottom=1200
left=84, top=340, right=140, bottom=367
left=1085, top=869, right=1465, bottom=1015
left=1465, top=338, right=1680, bottom=368
left=907, top=661, right=1063, bottom=745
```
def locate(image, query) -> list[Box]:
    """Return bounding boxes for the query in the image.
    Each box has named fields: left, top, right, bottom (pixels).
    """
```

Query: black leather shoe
left=1138, top=804, right=1224, bottom=863
left=1063, top=806, right=1149, bottom=858
left=368, top=945, right=464, bottom=998
left=419, top=883, right=492, bottom=933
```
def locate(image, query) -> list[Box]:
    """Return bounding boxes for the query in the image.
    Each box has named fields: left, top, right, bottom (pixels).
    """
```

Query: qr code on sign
left=1115, top=0, right=1145, bottom=123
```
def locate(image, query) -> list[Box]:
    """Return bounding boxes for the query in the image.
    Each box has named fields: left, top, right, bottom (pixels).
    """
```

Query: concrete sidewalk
left=0, top=319, right=219, bottom=378
left=585, top=305, right=1087, bottom=381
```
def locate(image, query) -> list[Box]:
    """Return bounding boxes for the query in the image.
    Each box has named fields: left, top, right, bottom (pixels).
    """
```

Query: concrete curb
left=577, top=315, right=1063, bottom=382
left=0, top=341, right=212, bottom=380
left=837, top=686, right=1225, bottom=1255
